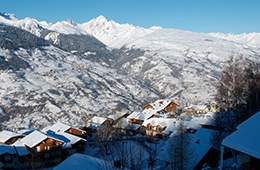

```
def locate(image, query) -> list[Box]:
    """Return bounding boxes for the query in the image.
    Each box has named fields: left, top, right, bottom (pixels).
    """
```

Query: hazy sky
left=1, top=0, right=259, bottom=34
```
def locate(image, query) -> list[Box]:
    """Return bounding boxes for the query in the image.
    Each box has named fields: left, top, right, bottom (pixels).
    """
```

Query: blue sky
left=1, top=0, right=259, bottom=34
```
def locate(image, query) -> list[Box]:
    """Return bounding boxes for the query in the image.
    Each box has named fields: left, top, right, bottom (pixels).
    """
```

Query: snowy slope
left=1, top=12, right=260, bottom=129
left=209, top=32, right=260, bottom=49
left=0, top=24, right=159, bottom=130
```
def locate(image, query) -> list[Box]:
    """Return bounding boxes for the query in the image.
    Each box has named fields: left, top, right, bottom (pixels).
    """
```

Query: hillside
left=0, top=12, right=260, bottom=129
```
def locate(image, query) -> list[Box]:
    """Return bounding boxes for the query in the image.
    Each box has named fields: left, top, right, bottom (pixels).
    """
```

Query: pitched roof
left=143, top=118, right=178, bottom=135
left=127, top=111, right=141, bottom=119
left=0, top=144, right=17, bottom=155
left=222, top=111, right=260, bottom=159
left=0, top=130, right=23, bottom=143
left=12, top=140, right=30, bottom=156
left=42, top=122, right=85, bottom=134
left=91, top=116, right=108, bottom=125
left=20, top=130, right=63, bottom=148
left=147, top=99, right=175, bottom=112
left=46, top=130, right=86, bottom=146
left=190, top=128, right=214, bottom=169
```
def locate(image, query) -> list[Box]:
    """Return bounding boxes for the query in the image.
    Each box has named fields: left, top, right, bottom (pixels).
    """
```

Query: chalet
left=220, top=111, right=260, bottom=170
left=0, top=122, right=87, bottom=169
left=42, top=122, right=86, bottom=138
left=0, top=130, right=25, bottom=145
left=16, top=130, right=64, bottom=168
left=127, top=109, right=159, bottom=125
left=143, top=99, right=179, bottom=114
left=0, top=145, right=19, bottom=169
left=108, top=112, right=130, bottom=125
left=46, top=130, right=86, bottom=154
left=89, top=116, right=112, bottom=129
left=184, top=105, right=208, bottom=114
left=142, top=118, right=177, bottom=139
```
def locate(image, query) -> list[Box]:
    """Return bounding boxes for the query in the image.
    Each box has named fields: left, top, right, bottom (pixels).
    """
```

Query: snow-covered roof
left=46, top=130, right=86, bottom=146
left=91, top=116, right=109, bottom=125
left=128, top=109, right=158, bottom=121
left=113, top=118, right=130, bottom=129
left=159, top=128, right=214, bottom=170
left=186, top=116, right=213, bottom=130
left=222, top=111, right=260, bottom=159
left=42, top=122, right=85, bottom=134
left=190, top=128, right=214, bottom=169
left=127, top=111, right=141, bottom=119
left=12, top=140, right=30, bottom=156
left=136, top=109, right=157, bottom=121
left=128, top=123, right=142, bottom=131
left=107, top=112, right=128, bottom=120
left=0, top=144, right=17, bottom=155
left=142, top=118, right=178, bottom=135
left=0, top=130, right=23, bottom=143
left=20, top=130, right=63, bottom=148
left=147, top=99, right=174, bottom=112
left=54, top=153, right=118, bottom=170
left=189, top=105, right=207, bottom=110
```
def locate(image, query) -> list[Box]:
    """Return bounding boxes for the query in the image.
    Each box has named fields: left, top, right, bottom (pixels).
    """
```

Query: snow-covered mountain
left=0, top=23, right=159, bottom=130
left=0, top=12, right=260, bottom=129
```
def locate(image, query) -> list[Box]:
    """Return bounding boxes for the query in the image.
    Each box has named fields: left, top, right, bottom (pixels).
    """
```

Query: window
left=158, top=128, right=162, bottom=133
left=44, top=146, right=50, bottom=150
left=149, top=126, right=153, bottom=130
left=36, top=146, right=41, bottom=152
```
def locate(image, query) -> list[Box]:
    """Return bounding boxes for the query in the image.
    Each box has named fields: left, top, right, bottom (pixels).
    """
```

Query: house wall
left=65, top=128, right=86, bottom=137
left=163, top=102, right=179, bottom=113
left=128, top=119, right=143, bottom=125
left=145, top=124, right=167, bottom=138
left=0, top=153, right=19, bottom=169
left=143, top=104, right=153, bottom=110
left=34, top=138, right=62, bottom=153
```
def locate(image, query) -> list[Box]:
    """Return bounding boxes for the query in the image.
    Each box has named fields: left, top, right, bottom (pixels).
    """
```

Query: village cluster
left=89, top=99, right=221, bottom=139
left=0, top=122, right=86, bottom=169
left=1, top=99, right=259, bottom=169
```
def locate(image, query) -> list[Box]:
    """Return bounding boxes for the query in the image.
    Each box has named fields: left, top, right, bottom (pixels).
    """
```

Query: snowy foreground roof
left=222, top=111, right=260, bottom=159
left=159, top=128, right=214, bottom=170
left=54, top=153, right=118, bottom=170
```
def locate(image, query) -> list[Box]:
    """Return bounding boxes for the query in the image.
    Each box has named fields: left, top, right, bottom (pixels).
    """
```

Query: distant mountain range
left=0, top=12, right=259, bottom=130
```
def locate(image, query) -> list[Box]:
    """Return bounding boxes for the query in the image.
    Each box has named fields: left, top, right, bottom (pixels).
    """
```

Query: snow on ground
left=54, top=153, right=118, bottom=170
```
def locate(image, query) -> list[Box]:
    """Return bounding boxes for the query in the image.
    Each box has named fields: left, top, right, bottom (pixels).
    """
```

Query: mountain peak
left=67, top=19, right=77, bottom=26
left=0, top=12, right=18, bottom=21
left=95, top=15, right=108, bottom=22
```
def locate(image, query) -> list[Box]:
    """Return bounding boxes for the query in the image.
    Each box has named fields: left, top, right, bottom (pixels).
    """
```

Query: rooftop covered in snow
left=222, top=111, right=260, bottom=159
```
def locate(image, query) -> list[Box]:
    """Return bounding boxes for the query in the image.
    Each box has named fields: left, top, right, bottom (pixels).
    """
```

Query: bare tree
left=213, top=56, right=260, bottom=149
